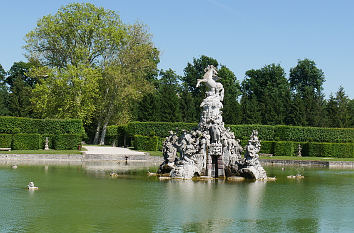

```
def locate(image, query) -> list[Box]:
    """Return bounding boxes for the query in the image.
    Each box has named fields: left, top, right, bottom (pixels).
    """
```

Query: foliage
left=124, top=121, right=354, bottom=143
left=326, top=87, right=351, bottom=128
left=127, top=121, right=198, bottom=138
left=158, top=69, right=182, bottom=122
left=0, top=116, right=85, bottom=136
left=308, top=142, right=354, bottom=158
left=0, top=134, right=12, bottom=148
left=133, top=135, right=159, bottom=151
left=241, top=64, right=290, bottom=125
left=274, top=141, right=295, bottom=156
left=24, top=3, right=126, bottom=68
left=30, top=64, right=102, bottom=124
left=53, top=134, right=82, bottom=150
left=289, top=59, right=326, bottom=126
left=218, top=65, right=242, bottom=124
left=274, top=125, right=354, bottom=143
left=12, top=133, right=40, bottom=150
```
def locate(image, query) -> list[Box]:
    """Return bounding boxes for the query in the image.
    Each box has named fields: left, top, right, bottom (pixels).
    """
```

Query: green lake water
left=1, top=164, right=354, bottom=233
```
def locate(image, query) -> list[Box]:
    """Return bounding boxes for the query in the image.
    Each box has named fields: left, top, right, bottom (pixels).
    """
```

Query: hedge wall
left=0, top=134, right=12, bottom=148
left=106, top=125, right=129, bottom=146
left=12, top=134, right=41, bottom=150
left=127, top=122, right=198, bottom=138
left=53, top=134, right=82, bottom=150
left=308, top=143, right=354, bottom=158
left=0, top=116, right=85, bottom=136
left=122, top=122, right=354, bottom=143
left=274, top=125, right=354, bottom=143
left=133, top=135, right=159, bottom=151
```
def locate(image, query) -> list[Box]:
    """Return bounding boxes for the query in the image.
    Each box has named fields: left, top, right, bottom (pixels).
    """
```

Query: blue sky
left=1, top=0, right=353, bottom=98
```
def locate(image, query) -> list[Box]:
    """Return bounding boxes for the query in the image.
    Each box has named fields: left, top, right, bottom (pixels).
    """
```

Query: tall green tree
left=218, top=65, right=242, bottom=124
left=5, top=62, right=38, bottom=117
left=348, top=98, right=354, bottom=127
left=289, top=59, right=326, bottom=126
left=241, top=64, right=290, bottom=125
left=137, top=92, right=160, bottom=122
left=158, top=69, right=182, bottom=122
left=24, top=3, right=126, bottom=68
left=180, top=87, right=197, bottom=122
left=24, top=3, right=159, bottom=144
left=326, top=87, right=350, bottom=128
left=0, top=64, right=10, bottom=116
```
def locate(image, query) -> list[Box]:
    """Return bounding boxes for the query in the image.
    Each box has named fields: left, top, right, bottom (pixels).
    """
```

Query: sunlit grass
left=0, top=150, right=84, bottom=154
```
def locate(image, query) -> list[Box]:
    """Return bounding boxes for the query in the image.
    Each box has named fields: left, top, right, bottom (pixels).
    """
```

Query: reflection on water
left=0, top=163, right=354, bottom=232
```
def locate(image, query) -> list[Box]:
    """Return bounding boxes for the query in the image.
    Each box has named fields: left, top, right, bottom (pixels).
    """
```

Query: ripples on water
left=0, top=162, right=354, bottom=232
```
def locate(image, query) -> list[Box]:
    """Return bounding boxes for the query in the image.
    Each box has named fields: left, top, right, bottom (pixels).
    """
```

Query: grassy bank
left=0, top=149, right=84, bottom=154
left=138, top=149, right=354, bottom=161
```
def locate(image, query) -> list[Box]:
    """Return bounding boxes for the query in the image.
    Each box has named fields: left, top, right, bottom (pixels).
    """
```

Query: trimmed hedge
left=0, top=134, right=12, bottom=148
left=133, top=135, right=159, bottom=151
left=0, top=116, right=85, bottom=136
left=308, top=143, right=354, bottom=158
left=274, top=125, right=354, bottom=143
left=12, top=134, right=41, bottom=150
left=127, top=122, right=198, bottom=138
left=124, top=122, right=353, bottom=143
left=274, top=141, right=295, bottom=156
left=53, top=134, right=82, bottom=150
left=228, top=125, right=275, bottom=141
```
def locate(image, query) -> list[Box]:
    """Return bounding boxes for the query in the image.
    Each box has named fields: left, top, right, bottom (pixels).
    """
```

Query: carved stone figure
left=297, top=144, right=302, bottom=157
left=158, top=65, right=267, bottom=180
left=44, top=137, right=49, bottom=150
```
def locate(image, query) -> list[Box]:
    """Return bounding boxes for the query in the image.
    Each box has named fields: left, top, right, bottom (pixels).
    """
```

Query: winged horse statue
left=196, top=65, right=224, bottom=101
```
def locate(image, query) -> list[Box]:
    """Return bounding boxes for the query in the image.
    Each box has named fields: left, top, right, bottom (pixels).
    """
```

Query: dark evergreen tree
left=348, top=99, right=354, bottom=127
left=240, top=94, right=261, bottom=124
left=218, top=65, right=242, bottom=124
left=180, top=88, right=197, bottom=122
left=158, top=69, right=182, bottom=122
left=326, top=87, right=350, bottom=128
left=289, top=59, right=326, bottom=127
left=241, top=64, right=290, bottom=125
left=5, top=61, right=38, bottom=117
left=0, top=64, right=10, bottom=116
left=137, top=92, right=160, bottom=122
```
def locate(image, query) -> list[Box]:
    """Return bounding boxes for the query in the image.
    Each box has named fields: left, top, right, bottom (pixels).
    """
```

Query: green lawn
left=0, top=149, right=84, bottom=154
left=137, top=149, right=354, bottom=161
left=261, top=156, right=354, bottom=162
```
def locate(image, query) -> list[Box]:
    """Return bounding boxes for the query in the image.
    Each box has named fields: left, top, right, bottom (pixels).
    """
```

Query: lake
left=0, top=163, right=353, bottom=232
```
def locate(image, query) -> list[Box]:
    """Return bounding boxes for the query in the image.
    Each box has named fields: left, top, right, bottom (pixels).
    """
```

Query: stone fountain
left=158, top=65, right=267, bottom=180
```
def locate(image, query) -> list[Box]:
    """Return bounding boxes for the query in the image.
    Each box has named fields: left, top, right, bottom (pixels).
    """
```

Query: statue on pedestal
left=158, top=65, right=267, bottom=180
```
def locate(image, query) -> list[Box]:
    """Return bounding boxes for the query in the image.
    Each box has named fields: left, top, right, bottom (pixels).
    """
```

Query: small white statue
left=27, top=181, right=38, bottom=190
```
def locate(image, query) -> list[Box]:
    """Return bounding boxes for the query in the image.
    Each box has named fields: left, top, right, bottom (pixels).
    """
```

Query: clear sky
left=1, top=0, right=353, bottom=98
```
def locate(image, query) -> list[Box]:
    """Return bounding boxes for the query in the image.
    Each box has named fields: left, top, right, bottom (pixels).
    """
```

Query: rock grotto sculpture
left=158, top=65, right=267, bottom=180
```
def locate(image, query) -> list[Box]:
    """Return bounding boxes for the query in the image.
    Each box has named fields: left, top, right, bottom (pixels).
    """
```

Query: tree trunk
left=93, top=121, right=102, bottom=145
left=99, top=104, right=114, bottom=146
left=99, top=120, right=109, bottom=146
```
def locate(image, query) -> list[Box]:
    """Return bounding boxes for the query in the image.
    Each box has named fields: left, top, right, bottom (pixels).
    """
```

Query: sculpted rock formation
left=158, top=65, right=267, bottom=180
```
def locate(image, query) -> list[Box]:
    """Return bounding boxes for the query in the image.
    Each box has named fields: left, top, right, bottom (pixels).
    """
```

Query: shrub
left=133, top=135, right=159, bottom=151
left=274, top=125, right=354, bottom=143
left=274, top=141, right=295, bottom=156
left=228, top=125, right=275, bottom=141
left=0, top=116, right=85, bottom=136
left=0, top=134, right=12, bottom=148
left=54, top=134, right=82, bottom=150
left=260, top=141, right=275, bottom=154
left=12, top=134, right=41, bottom=150
left=308, top=142, right=354, bottom=158
left=127, top=122, right=198, bottom=138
